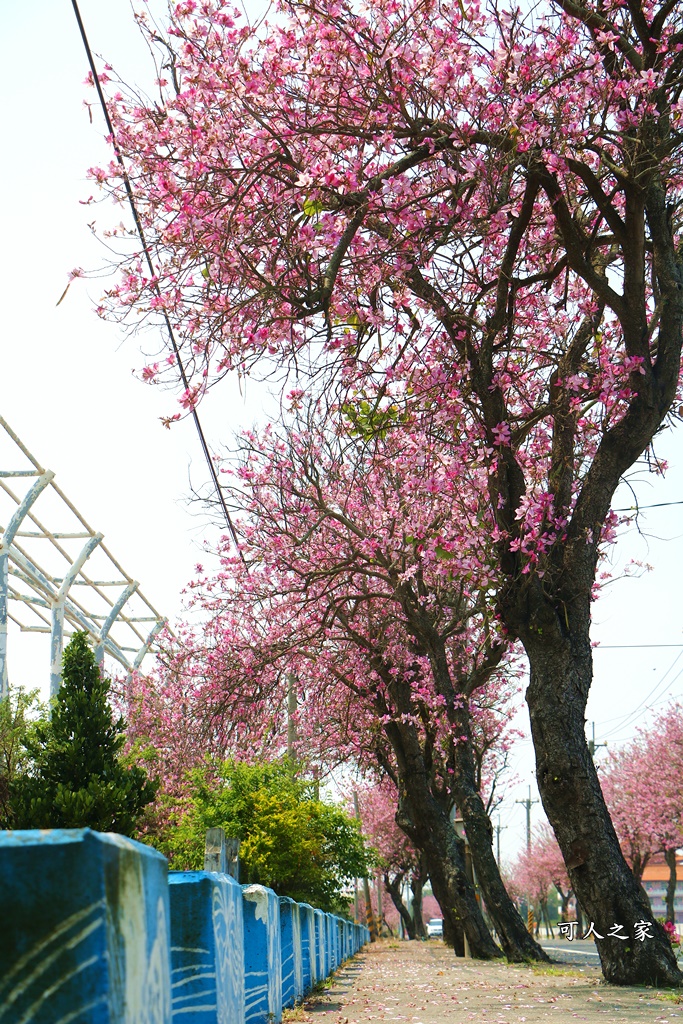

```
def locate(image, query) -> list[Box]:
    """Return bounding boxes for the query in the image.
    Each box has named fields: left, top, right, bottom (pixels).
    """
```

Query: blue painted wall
left=168, top=871, right=245, bottom=1024
left=298, top=903, right=316, bottom=992
left=0, top=828, right=171, bottom=1024
left=0, top=829, right=370, bottom=1024
left=279, top=897, right=304, bottom=1008
left=314, top=908, right=327, bottom=982
left=242, top=884, right=283, bottom=1024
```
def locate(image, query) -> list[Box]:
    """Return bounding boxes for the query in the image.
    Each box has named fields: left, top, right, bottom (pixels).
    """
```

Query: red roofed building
left=641, top=854, right=683, bottom=926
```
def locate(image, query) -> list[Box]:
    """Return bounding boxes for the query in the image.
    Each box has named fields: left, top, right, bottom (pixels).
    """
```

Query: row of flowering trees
left=89, top=0, right=683, bottom=985
left=507, top=825, right=574, bottom=937
left=120, top=413, right=540, bottom=959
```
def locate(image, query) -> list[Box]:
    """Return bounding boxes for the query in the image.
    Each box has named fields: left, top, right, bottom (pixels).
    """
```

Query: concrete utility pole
left=287, top=674, right=297, bottom=759
left=353, top=791, right=377, bottom=941
left=516, top=786, right=539, bottom=852
left=587, top=722, right=607, bottom=759
left=495, top=818, right=507, bottom=866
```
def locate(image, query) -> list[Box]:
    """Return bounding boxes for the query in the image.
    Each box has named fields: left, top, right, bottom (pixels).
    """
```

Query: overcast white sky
left=2, top=0, right=683, bottom=861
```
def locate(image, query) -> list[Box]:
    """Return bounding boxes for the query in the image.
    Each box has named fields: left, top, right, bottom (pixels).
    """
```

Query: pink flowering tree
left=601, top=704, right=683, bottom=923
left=650, top=705, right=683, bottom=924
left=161, top=413, right=542, bottom=960
left=354, top=778, right=428, bottom=939
left=91, top=0, right=683, bottom=984
left=112, top=652, right=234, bottom=843
left=601, top=744, right=662, bottom=888
left=510, top=825, right=574, bottom=937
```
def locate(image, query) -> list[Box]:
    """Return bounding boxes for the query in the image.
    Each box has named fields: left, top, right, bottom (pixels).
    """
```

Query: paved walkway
left=291, top=940, right=682, bottom=1023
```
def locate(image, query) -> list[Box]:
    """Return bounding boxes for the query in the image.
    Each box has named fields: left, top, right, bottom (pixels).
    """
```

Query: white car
left=426, top=917, right=443, bottom=938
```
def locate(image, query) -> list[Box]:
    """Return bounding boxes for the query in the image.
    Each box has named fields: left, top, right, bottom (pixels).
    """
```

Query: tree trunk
left=450, top=701, right=549, bottom=962
left=575, top=898, right=584, bottom=937
left=665, top=848, right=678, bottom=926
left=394, top=766, right=502, bottom=959
left=524, top=628, right=682, bottom=985
left=382, top=711, right=501, bottom=958
left=631, top=851, right=650, bottom=889
left=557, top=886, right=571, bottom=922
left=542, top=901, right=554, bottom=939
left=411, top=858, right=427, bottom=939
left=384, top=871, right=415, bottom=939
left=442, top=912, right=465, bottom=954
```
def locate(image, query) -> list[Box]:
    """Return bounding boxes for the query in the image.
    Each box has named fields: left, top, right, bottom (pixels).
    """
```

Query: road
left=541, top=936, right=602, bottom=966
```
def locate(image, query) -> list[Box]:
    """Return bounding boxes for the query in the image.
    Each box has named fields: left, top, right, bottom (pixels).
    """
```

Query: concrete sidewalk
left=289, top=939, right=681, bottom=1023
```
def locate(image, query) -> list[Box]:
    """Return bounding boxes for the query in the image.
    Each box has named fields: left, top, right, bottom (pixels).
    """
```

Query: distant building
left=641, top=854, right=683, bottom=925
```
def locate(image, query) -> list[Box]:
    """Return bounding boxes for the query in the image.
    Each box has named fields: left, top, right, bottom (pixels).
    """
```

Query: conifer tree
left=11, top=632, right=156, bottom=836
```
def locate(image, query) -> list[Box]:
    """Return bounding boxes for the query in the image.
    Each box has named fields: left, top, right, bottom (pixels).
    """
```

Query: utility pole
left=516, top=787, right=539, bottom=936
left=587, top=722, right=607, bottom=759
left=516, top=785, right=539, bottom=853
left=495, top=818, right=507, bottom=866
left=353, top=790, right=377, bottom=940
left=287, top=674, right=297, bottom=760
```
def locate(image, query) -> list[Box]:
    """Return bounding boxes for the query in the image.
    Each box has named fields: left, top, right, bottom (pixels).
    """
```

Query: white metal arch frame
left=0, top=417, right=167, bottom=699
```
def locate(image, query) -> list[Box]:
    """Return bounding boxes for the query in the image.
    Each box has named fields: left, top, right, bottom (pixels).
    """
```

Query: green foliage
left=161, top=758, right=372, bottom=912
left=302, top=198, right=324, bottom=217
left=0, top=686, right=45, bottom=828
left=341, top=399, right=407, bottom=440
left=9, top=632, right=157, bottom=836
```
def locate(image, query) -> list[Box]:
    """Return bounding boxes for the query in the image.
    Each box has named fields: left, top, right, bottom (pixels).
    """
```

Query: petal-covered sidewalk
left=291, top=940, right=681, bottom=1023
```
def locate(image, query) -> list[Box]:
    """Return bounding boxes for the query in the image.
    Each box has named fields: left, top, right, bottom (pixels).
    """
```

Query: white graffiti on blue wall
left=0, top=830, right=369, bottom=1024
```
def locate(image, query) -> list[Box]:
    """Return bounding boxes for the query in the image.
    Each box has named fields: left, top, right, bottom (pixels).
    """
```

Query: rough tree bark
left=385, top=716, right=502, bottom=959
left=384, top=870, right=416, bottom=939
left=380, top=596, right=546, bottom=960
left=472, top=123, right=683, bottom=983
left=395, top=779, right=500, bottom=958
left=521, top=627, right=680, bottom=984
left=665, top=848, right=677, bottom=926
left=411, top=856, right=427, bottom=939
left=448, top=694, right=549, bottom=962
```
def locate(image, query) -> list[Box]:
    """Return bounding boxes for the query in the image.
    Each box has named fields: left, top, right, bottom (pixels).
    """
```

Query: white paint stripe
left=172, top=971, right=217, bottom=989
left=0, top=918, right=103, bottom=1019
left=0, top=901, right=104, bottom=1003
left=544, top=946, right=600, bottom=957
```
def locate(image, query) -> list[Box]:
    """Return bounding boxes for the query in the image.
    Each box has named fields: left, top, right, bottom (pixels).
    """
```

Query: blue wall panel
left=242, top=884, right=282, bottom=1024
left=298, top=903, right=316, bottom=993
left=279, top=897, right=303, bottom=1008
left=0, top=828, right=171, bottom=1024
left=168, top=871, right=245, bottom=1024
left=313, top=909, right=326, bottom=982
left=0, top=828, right=368, bottom=1024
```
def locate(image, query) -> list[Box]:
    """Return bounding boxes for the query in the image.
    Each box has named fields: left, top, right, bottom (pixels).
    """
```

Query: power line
left=70, top=1, right=243, bottom=557
left=599, top=650, right=683, bottom=739
left=614, top=500, right=683, bottom=511
left=596, top=643, right=683, bottom=649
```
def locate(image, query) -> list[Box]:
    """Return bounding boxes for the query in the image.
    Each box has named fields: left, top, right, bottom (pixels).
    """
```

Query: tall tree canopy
left=92, top=0, right=683, bottom=984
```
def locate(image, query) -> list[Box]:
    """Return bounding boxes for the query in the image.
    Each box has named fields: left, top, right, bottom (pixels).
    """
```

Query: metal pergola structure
left=0, top=417, right=167, bottom=700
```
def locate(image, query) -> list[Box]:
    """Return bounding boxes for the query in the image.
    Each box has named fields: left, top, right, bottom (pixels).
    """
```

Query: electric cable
left=596, top=643, right=683, bottom=649
left=599, top=650, right=683, bottom=739
left=614, top=500, right=683, bottom=512
left=70, top=0, right=244, bottom=558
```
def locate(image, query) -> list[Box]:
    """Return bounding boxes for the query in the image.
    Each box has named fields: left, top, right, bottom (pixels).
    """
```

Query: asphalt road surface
left=541, top=937, right=602, bottom=965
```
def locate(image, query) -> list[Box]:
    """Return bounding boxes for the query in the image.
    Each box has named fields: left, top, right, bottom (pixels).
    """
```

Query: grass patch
left=529, top=964, right=585, bottom=977
left=282, top=1006, right=312, bottom=1022
left=654, top=990, right=683, bottom=1004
